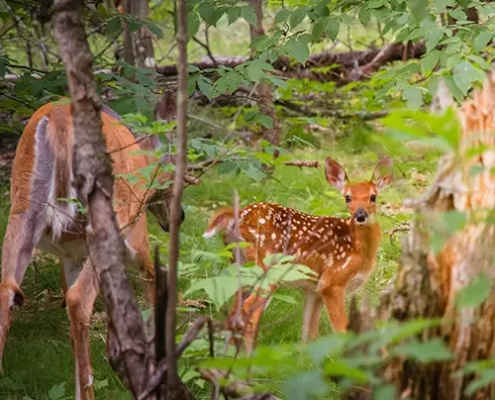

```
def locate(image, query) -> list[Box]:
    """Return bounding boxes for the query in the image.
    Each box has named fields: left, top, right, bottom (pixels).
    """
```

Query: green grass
left=0, top=135, right=440, bottom=399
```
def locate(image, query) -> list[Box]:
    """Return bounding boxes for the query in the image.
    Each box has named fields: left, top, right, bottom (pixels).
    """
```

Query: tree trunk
left=53, top=0, right=154, bottom=397
left=345, top=72, right=495, bottom=399
left=248, top=0, right=280, bottom=146
left=122, top=0, right=155, bottom=68
left=123, top=0, right=135, bottom=65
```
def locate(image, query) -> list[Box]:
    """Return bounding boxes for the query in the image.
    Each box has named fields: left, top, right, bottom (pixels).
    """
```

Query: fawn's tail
left=203, top=208, right=235, bottom=239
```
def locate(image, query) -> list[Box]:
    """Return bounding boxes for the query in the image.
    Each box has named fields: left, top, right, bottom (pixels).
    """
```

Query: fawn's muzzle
left=354, top=208, right=368, bottom=224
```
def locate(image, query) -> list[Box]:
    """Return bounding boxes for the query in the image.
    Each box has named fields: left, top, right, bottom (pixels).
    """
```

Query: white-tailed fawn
left=203, top=156, right=393, bottom=353
left=0, top=91, right=183, bottom=400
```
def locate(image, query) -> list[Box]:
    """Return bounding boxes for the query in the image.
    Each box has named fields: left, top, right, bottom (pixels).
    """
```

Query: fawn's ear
left=371, top=155, right=393, bottom=190
left=325, top=157, right=348, bottom=191
left=430, top=79, right=455, bottom=114
left=154, top=89, right=177, bottom=122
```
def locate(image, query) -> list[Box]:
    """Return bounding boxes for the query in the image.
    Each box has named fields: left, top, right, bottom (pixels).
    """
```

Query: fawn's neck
left=349, top=219, right=381, bottom=259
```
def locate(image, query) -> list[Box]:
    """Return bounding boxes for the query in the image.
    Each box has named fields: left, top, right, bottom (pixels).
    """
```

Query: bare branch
left=165, top=0, right=192, bottom=397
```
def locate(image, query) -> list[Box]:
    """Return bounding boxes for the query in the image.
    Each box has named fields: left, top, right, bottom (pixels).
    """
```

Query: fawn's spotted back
left=235, top=202, right=353, bottom=275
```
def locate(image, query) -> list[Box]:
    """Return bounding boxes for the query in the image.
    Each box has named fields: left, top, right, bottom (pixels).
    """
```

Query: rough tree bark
left=53, top=0, right=153, bottom=396
left=344, top=72, right=495, bottom=399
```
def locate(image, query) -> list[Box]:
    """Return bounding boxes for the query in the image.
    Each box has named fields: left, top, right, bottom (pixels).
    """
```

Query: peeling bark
left=344, top=71, right=495, bottom=399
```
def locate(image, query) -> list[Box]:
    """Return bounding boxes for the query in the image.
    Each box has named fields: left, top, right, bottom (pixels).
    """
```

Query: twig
left=386, top=224, right=411, bottom=244
left=231, top=189, right=244, bottom=343
left=193, top=34, right=217, bottom=67
left=165, top=0, right=189, bottom=396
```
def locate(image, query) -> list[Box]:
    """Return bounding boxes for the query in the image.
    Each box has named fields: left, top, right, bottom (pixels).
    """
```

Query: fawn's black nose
left=354, top=208, right=368, bottom=224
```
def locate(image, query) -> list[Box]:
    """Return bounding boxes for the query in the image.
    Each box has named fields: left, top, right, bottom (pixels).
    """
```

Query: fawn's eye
left=370, top=194, right=377, bottom=202
left=345, top=195, right=351, bottom=203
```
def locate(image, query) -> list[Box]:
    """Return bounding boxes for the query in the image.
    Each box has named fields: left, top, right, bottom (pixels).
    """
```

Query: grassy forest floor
left=0, top=130, right=440, bottom=399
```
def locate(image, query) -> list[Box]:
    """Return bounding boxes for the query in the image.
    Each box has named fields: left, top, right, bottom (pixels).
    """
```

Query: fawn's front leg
left=321, top=285, right=347, bottom=332
left=318, top=255, right=362, bottom=333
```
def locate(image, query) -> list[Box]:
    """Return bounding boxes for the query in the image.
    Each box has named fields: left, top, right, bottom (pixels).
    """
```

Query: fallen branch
left=156, top=42, right=426, bottom=86
left=188, top=158, right=322, bottom=172
left=275, top=99, right=388, bottom=120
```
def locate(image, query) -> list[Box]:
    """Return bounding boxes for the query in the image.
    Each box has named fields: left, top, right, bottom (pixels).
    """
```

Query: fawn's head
left=325, top=156, right=393, bottom=225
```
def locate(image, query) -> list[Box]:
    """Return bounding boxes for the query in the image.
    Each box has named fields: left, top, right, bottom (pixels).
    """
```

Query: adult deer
left=0, top=91, right=183, bottom=400
left=203, top=156, right=393, bottom=353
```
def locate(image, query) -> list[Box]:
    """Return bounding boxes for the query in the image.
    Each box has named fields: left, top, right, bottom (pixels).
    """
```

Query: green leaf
left=282, top=370, right=328, bottom=400
left=307, top=336, right=347, bottom=365
left=272, top=293, right=298, bottom=305
left=106, top=18, right=121, bottom=35
left=394, top=338, right=452, bottom=363
left=217, top=160, right=238, bottom=174
left=146, top=22, right=163, bottom=38
left=311, top=18, right=327, bottom=41
left=256, top=113, right=273, bottom=128
left=420, top=50, right=440, bottom=74
left=465, top=369, right=495, bottom=395
left=241, top=6, right=257, bottom=26
left=184, top=276, right=239, bottom=309
left=433, top=0, right=455, bottom=12
left=187, top=11, right=200, bottom=41
left=358, top=6, right=371, bottom=25
left=198, top=78, right=215, bottom=99
left=367, top=0, right=387, bottom=9
left=326, top=17, right=340, bottom=40
left=374, top=385, right=396, bottom=400
left=94, top=378, right=109, bottom=391
left=48, top=383, right=66, bottom=400
left=227, top=7, right=241, bottom=24
left=239, top=160, right=266, bottom=181
left=473, top=30, right=493, bottom=52
left=448, top=9, right=466, bottom=21
left=466, top=54, right=491, bottom=70
left=456, top=274, right=491, bottom=309
left=453, top=61, right=476, bottom=95
left=426, top=29, right=444, bottom=52
left=198, top=2, right=217, bottom=26
left=274, top=9, right=291, bottom=24
left=402, top=87, right=423, bottom=109
left=289, top=8, right=306, bottom=29
left=246, top=60, right=273, bottom=82
left=314, top=0, right=329, bottom=17
left=287, top=40, right=310, bottom=64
